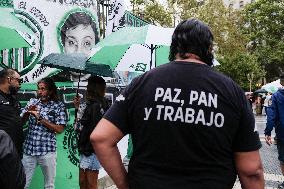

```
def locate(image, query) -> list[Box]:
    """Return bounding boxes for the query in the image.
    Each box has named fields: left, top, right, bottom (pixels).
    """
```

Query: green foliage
left=143, top=1, right=173, bottom=26
left=217, top=53, right=265, bottom=90
left=173, top=0, right=248, bottom=58
left=130, top=0, right=173, bottom=27
left=130, top=0, right=146, bottom=14
left=129, top=0, right=276, bottom=89
left=242, top=0, right=284, bottom=80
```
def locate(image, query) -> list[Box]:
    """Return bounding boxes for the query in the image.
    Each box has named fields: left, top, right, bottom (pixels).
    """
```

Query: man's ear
left=7, top=77, right=11, bottom=84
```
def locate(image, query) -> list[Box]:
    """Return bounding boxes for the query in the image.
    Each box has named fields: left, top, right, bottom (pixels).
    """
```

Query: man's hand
left=28, top=110, right=40, bottom=120
left=265, top=135, right=272, bottom=145
left=28, top=105, right=37, bottom=111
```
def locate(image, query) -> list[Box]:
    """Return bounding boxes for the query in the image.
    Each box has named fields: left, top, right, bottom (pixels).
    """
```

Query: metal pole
left=247, top=73, right=254, bottom=93
left=97, top=0, right=101, bottom=37
left=102, top=2, right=105, bottom=38
left=150, top=44, right=154, bottom=69
left=76, top=71, right=81, bottom=96
left=105, top=0, right=109, bottom=28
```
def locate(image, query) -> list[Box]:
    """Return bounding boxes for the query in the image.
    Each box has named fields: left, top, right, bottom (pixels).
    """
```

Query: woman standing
left=73, top=76, right=109, bottom=189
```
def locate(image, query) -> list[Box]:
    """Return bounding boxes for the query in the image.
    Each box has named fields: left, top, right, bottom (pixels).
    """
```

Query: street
left=233, top=115, right=283, bottom=189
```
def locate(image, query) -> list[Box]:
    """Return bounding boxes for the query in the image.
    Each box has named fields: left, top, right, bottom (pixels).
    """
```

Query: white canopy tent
left=261, top=79, right=282, bottom=93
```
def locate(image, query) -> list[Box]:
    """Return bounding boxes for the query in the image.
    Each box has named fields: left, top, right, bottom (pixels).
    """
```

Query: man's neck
left=176, top=58, right=207, bottom=65
left=175, top=53, right=207, bottom=65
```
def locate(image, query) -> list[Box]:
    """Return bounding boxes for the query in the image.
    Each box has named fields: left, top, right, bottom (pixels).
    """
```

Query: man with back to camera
left=90, top=19, right=264, bottom=189
left=265, top=75, right=284, bottom=189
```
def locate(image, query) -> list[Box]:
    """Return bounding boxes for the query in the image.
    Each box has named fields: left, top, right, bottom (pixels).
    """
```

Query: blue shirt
left=21, top=98, right=66, bottom=156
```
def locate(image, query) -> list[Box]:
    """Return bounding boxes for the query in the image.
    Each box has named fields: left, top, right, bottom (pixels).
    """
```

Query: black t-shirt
left=104, top=61, right=261, bottom=189
left=0, top=90, right=23, bottom=158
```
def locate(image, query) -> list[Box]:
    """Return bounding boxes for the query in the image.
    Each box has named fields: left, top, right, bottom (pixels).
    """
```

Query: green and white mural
left=0, top=0, right=99, bottom=83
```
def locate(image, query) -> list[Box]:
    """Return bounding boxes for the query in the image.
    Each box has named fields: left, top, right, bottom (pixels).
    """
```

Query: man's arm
left=38, top=119, right=64, bottom=133
left=28, top=110, right=65, bottom=133
left=90, top=118, right=128, bottom=189
left=234, top=150, right=264, bottom=189
left=265, top=95, right=278, bottom=145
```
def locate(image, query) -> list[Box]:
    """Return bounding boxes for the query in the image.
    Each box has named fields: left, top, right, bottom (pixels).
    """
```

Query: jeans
left=22, top=152, right=57, bottom=189
left=80, top=153, right=101, bottom=171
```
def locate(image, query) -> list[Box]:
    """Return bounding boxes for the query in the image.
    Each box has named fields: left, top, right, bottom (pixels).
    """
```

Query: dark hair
left=86, top=76, right=106, bottom=106
left=60, top=12, right=99, bottom=47
left=38, top=78, right=58, bottom=101
left=169, top=18, right=214, bottom=66
left=0, top=68, right=18, bottom=84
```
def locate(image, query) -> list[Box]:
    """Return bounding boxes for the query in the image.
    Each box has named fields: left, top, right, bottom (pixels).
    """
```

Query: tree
left=242, top=0, right=284, bottom=81
left=173, top=0, right=248, bottom=57
left=130, top=0, right=146, bottom=15
left=130, top=0, right=173, bottom=27
left=143, top=0, right=173, bottom=26
left=128, top=0, right=266, bottom=89
left=217, top=53, right=265, bottom=91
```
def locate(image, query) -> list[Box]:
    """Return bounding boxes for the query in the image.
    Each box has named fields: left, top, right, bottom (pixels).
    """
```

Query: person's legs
left=22, top=154, right=37, bottom=189
left=38, top=152, right=57, bottom=189
left=86, top=170, right=99, bottom=189
left=277, top=141, right=284, bottom=188
left=79, top=168, right=87, bottom=189
left=80, top=153, right=101, bottom=189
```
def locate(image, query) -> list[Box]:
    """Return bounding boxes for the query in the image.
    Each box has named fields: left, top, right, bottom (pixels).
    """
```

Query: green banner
left=124, top=11, right=149, bottom=27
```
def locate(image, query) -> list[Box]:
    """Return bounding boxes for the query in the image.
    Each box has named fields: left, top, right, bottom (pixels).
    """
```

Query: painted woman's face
left=64, top=24, right=96, bottom=56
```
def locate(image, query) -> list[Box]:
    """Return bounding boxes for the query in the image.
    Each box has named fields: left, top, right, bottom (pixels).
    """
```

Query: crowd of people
left=246, top=92, right=272, bottom=116
left=0, top=68, right=108, bottom=189
left=6, top=18, right=284, bottom=189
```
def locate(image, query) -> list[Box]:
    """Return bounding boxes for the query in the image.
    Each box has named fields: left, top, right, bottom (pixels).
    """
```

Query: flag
left=106, top=0, right=126, bottom=36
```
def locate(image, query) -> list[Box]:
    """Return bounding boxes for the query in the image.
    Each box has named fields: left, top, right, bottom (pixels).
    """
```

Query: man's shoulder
left=273, top=90, right=284, bottom=99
